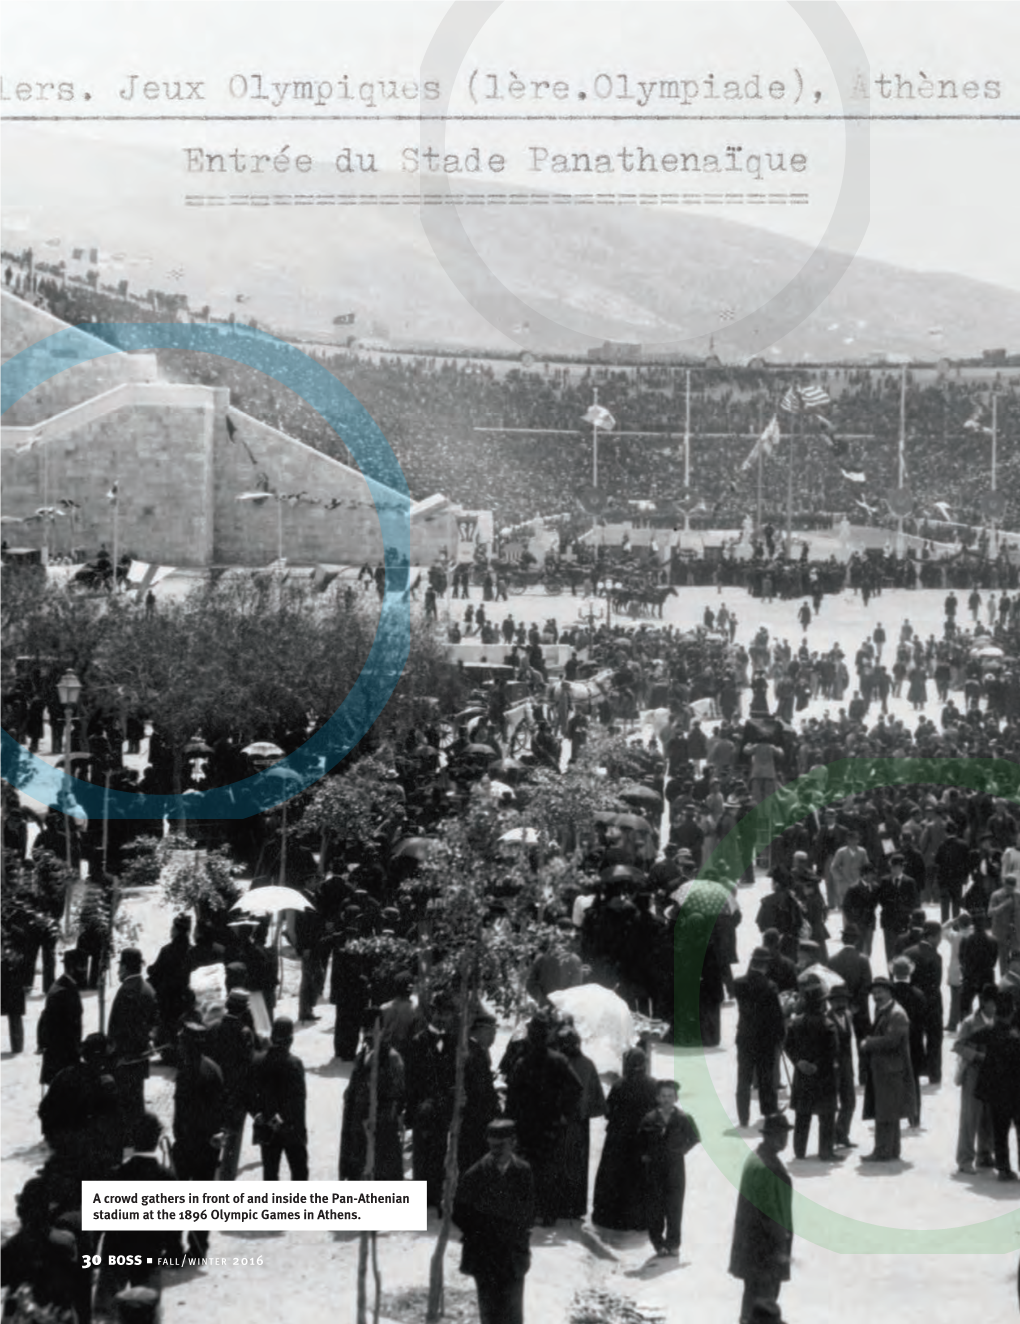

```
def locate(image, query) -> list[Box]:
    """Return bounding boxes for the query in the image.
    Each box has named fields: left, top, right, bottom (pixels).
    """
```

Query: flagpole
left=757, top=415, right=764, bottom=536
left=896, top=365, right=906, bottom=557
left=786, top=411, right=796, bottom=558
left=990, top=392, right=998, bottom=559
left=111, top=477, right=120, bottom=591
left=592, top=386, right=599, bottom=489
left=684, top=369, right=691, bottom=491
left=42, top=440, right=50, bottom=566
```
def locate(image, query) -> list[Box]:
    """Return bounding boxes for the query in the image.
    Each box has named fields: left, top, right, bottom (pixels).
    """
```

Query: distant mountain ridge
left=3, top=129, right=1018, bottom=362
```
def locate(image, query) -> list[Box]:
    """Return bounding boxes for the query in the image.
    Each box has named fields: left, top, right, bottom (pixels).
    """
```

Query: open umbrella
left=462, top=743, right=498, bottom=758
left=599, top=863, right=647, bottom=885
left=454, top=706, right=488, bottom=722
left=410, top=744, right=439, bottom=758
left=612, top=813, right=654, bottom=833
left=499, top=826, right=540, bottom=845
left=488, top=780, right=516, bottom=803
left=971, top=643, right=1004, bottom=658
left=393, top=837, right=437, bottom=861
left=231, top=885, right=313, bottom=915
left=242, top=741, right=285, bottom=761
left=489, top=757, right=528, bottom=781
left=618, top=785, right=663, bottom=812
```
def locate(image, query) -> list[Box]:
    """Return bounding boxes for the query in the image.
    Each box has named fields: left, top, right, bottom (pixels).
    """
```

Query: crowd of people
left=11, top=273, right=1017, bottom=535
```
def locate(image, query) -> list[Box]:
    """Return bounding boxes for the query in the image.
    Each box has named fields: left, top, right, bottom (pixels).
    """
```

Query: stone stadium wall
left=1, top=290, right=159, bottom=426
left=1, top=295, right=462, bottom=568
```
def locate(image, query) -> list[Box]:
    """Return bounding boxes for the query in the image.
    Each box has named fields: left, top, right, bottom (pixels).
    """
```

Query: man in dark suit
left=889, top=956, right=926, bottom=1127
left=876, top=854, right=919, bottom=963
left=251, top=1017, right=308, bottom=1181
left=842, top=866, right=880, bottom=957
left=934, top=823, right=972, bottom=922
left=453, top=1118, right=536, bottom=1324
left=108, top=947, right=158, bottom=1145
left=733, top=948, right=787, bottom=1127
left=959, top=911, right=1000, bottom=1018
left=173, top=1022, right=224, bottom=1256
left=147, top=915, right=194, bottom=1054
left=207, top=988, right=256, bottom=1181
left=903, top=921, right=945, bottom=1084
left=827, top=984, right=858, bottom=1149
left=100, top=1112, right=175, bottom=1302
left=827, top=927, right=873, bottom=1082
left=759, top=929, right=798, bottom=994
left=36, top=949, right=85, bottom=1086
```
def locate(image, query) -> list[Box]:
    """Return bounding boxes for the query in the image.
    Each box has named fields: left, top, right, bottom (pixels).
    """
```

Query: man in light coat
left=859, top=976, right=915, bottom=1162
left=952, top=983, right=998, bottom=1174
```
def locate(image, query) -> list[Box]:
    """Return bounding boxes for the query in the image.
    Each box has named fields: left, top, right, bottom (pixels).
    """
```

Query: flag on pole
left=933, top=501, right=953, bottom=520
left=780, top=384, right=831, bottom=413
left=963, top=405, right=993, bottom=435
left=106, top=482, right=119, bottom=502
left=740, top=414, right=781, bottom=471
left=840, top=469, right=867, bottom=483
left=583, top=404, right=616, bottom=430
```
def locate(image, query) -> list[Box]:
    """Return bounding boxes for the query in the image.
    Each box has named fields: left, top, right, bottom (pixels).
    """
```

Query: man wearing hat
left=827, top=927, right=873, bottom=1069
left=107, top=948, right=158, bottom=1146
left=207, top=988, right=256, bottom=1181
left=785, top=984, right=842, bottom=1161
left=734, top=949, right=787, bottom=1128
left=827, top=984, right=858, bottom=1149
left=952, top=983, right=999, bottom=1173
left=729, top=1113, right=794, bottom=1324
left=876, top=854, right=920, bottom=963
left=888, top=957, right=925, bottom=1128
left=453, top=1118, right=536, bottom=1324
left=860, top=977, right=915, bottom=1161
left=172, top=1023, right=224, bottom=1255
left=147, top=915, right=194, bottom=1055
left=670, top=803, right=704, bottom=863
left=36, top=948, right=85, bottom=1086
left=903, top=921, right=946, bottom=1085
left=251, top=1018, right=308, bottom=1181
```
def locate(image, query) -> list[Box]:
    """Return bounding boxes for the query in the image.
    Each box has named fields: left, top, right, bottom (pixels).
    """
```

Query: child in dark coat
left=639, top=1079, right=701, bottom=1258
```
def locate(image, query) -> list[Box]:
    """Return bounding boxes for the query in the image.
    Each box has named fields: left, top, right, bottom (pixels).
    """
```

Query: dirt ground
left=3, top=584, right=1019, bottom=1323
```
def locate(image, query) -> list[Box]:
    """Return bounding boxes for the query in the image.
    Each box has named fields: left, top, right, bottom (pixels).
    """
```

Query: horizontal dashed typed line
left=183, top=191, right=810, bottom=207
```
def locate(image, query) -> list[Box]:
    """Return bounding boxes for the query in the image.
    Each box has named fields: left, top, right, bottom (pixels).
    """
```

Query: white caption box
left=81, top=1181, right=427, bottom=1231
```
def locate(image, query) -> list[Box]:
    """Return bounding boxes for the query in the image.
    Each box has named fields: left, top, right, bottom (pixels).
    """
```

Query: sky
left=2, top=1, right=1018, bottom=293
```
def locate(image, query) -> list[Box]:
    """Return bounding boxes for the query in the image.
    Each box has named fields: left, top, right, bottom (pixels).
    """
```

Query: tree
left=405, top=801, right=567, bottom=1322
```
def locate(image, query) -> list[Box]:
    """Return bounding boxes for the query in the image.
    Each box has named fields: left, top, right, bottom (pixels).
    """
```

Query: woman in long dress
left=557, top=1025, right=606, bottom=1220
left=592, top=1047, right=658, bottom=1230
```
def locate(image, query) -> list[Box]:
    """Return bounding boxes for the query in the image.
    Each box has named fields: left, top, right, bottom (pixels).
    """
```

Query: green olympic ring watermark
left=673, top=756, right=1020, bottom=1254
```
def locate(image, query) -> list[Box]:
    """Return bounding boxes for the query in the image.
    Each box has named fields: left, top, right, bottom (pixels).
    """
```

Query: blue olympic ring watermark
left=1, top=322, right=411, bottom=819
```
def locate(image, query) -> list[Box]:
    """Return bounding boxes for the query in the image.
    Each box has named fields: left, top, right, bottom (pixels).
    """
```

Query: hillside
left=3, top=128, right=1019, bottom=362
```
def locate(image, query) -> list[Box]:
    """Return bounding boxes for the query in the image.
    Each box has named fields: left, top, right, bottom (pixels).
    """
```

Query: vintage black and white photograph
left=1, top=3, right=1019, bottom=1322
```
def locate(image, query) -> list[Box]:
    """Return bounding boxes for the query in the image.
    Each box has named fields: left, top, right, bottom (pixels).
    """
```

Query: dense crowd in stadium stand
left=8, top=271, right=1020, bottom=534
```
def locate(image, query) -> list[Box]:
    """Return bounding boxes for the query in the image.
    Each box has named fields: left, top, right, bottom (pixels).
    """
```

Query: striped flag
left=740, top=414, right=781, bottom=471
left=583, top=404, right=616, bottom=431
left=780, top=384, right=831, bottom=413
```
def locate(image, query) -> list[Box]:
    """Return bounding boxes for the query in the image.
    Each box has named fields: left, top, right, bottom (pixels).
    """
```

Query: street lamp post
left=56, top=668, right=82, bottom=932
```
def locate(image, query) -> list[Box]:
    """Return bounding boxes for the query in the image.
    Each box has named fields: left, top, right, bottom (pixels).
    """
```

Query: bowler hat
left=487, top=1119, right=517, bottom=1138
left=870, top=975, right=893, bottom=992
left=760, top=1112, right=793, bottom=1134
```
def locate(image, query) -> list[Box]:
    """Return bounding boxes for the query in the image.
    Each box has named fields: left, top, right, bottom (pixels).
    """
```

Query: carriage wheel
left=510, top=581, right=526, bottom=596
left=544, top=578, right=562, bottom=595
